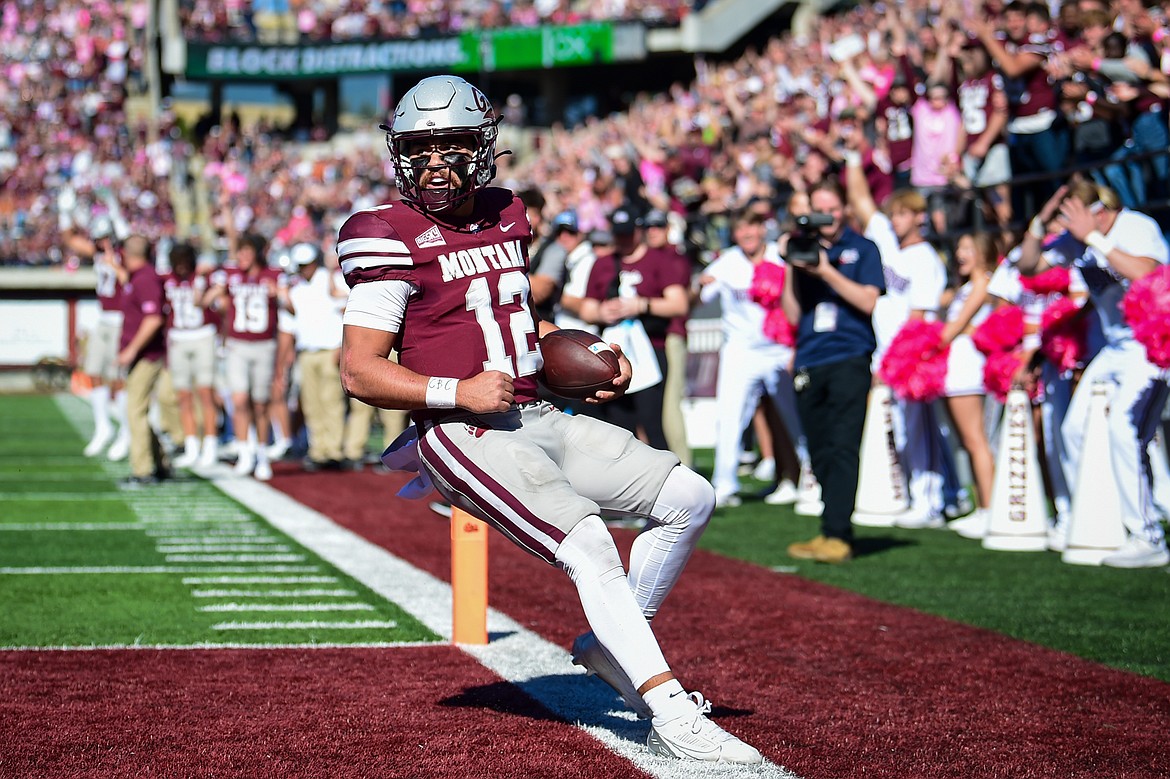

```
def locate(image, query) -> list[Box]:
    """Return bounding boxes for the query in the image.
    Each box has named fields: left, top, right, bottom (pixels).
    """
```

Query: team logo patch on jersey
left=838, top=249, right=860, bottom=265
left=416, top=224, right=446, bottom=249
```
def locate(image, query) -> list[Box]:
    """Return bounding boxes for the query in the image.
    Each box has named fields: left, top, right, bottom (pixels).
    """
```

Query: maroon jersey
left=120, top=263, right=167, bottom=364
left=584, top=246, right=690, bottom=349
left=162, top=272, right=214, bottom=335
left=876, top=98, right=914, bottom=173
left=1002, top=33, right=1057, bottom=119
left=211, top=265, right=282, bottom=341
left=959, top=72, right=1008, bottom=148
left=340, top=188, right=541, bottom=418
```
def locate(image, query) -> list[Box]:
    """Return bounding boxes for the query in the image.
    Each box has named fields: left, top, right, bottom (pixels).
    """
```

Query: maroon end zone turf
left=0, top=646, right=651, bottom=779
left=269, top=467, right=1170, bottom=779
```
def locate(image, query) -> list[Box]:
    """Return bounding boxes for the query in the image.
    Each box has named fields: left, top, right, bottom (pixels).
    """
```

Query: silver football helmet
left=382, top=75, right=501, bottom=212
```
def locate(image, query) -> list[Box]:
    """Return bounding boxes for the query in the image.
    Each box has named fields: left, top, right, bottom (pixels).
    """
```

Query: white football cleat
left=252, top=460, right=273, bottom=482
left=84, top=426, right=114, bottom=457
left=647, top=691, right=763, bottom=764
left=105, top=433, right=130, bottom=462
left=197, top=436, right=219, bottom=469
left=571, top=632, right=653, bottom=719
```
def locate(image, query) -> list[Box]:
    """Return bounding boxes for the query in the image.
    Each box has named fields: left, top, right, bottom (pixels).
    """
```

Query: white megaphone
left=853, top=384, right=910, bottom=526
left=1063, top=381, right=1127, bottom=565
left=983, top=388, right=1049, bottom=551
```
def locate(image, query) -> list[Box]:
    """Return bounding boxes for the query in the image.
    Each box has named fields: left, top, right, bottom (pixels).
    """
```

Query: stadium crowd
left=8, top=0, right=1170, bottom=568
left=179, top=0, right=693, bottom=43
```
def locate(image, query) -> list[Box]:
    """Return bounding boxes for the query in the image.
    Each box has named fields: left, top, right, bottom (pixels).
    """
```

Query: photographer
left=780, top=181, right=885, bottom=564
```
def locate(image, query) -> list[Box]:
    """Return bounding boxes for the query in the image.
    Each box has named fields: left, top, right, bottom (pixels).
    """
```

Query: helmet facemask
left=382, top=75, right=503, bottom=214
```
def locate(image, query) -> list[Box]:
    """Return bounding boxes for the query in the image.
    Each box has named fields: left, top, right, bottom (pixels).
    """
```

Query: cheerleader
left=940, top=233, right=997, bottom=528
left=1018, top=181, right=1170, bottom=568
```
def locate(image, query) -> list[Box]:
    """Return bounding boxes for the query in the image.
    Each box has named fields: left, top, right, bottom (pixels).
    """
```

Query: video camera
left=786, top=213, right=835, bottom=266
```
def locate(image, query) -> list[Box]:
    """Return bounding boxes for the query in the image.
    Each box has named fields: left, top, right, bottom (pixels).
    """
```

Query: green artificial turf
left=691, top=449, right=1170, bottom=682
left=0, top=395, right=439, bottom=648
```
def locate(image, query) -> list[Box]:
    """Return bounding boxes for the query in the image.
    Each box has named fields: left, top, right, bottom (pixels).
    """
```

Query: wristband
left=425, top=376, right=459, bottom=409
left=642, top=297, right=651, bottom=315
left=843, top=150, right=863, bottom=167
left=1085, top=230, right=1115, bottom=257
left=1029, top=217, right=1046, bottom=240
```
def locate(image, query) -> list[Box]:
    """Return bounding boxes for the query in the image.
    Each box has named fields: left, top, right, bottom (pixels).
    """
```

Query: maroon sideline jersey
left=584, top=246, right=690, bottom=349
left=210, top=266, right=283, bottom=341
left=339, top=188, right=542, bottom=415
left=162, top=272, right=213, bottom=334
left=120, top=263, right=167, bottom=364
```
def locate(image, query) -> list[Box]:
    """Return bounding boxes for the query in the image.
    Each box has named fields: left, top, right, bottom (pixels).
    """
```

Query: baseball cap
left=609, top=206, right=640, bottom=236
left=588, top=227, right=614, bottom=246
left=552, top=210, right=579, bottom=233
left=643, top=209, right=669, bottom=228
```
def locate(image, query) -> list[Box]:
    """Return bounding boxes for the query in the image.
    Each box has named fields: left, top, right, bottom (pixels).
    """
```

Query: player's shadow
left=851, top=536, right=917, bottom=558
left=439, top=674, right=754, bottom=734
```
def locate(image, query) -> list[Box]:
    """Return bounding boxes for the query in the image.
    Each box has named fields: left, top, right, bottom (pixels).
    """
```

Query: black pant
left=604, top=345, right=669, bottom=450
left=794, top=354, right=871, bottom=544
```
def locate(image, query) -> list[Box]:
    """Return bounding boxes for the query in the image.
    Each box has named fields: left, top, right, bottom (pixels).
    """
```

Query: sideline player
left=339, top=75, right=762, bottom=764
left=204, top=218, right=283, bottom=482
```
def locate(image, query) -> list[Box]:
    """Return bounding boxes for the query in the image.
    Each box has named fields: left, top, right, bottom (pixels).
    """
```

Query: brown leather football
left=539, top=329, right=621, bottom=399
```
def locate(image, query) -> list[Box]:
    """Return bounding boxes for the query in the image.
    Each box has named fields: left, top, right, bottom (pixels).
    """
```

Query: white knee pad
left=555, top=515, right=626, bottom=586
left=649, top=465, right=715, bottom=532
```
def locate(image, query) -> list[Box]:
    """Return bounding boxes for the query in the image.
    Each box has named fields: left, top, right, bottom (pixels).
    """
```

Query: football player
left=339, top=75, right=762, bottom=765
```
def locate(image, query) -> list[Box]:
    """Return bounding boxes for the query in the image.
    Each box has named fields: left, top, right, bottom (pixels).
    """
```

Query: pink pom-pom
left=1019, top=266, right=1071, bottom=295
left=1123, top=265, right=1170, bottom=369
left=750, top=261, right=786, bottom=310
left=972, top=305, right=1024, bottom=355
left=1040, top=298, right=1086, bottom=374
left=762, top=307, right=795, bottom=346
left=983, top=349, right=1027, bottom=402
left=879, top=319, right=950, bottom=401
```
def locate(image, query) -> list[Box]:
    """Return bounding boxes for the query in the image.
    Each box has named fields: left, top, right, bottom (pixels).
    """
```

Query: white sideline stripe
left=0, top=493, right=135, bottom=501
left=0, top=523, right=145, bottom=531
left=156, top=545, right=292, bottom=554
left=183, top=576, right=339, bottom=585
left=152, top=535, right=272, bottom=543
left=192, top=589, right=356, bottom=598
left=0, top=566, right=321, bottom=575
left=198, top=603, right=376, bottom=613
left=164, top=554, right=306, bottom=563
left=211, top=475, right=799, bottom=779
left=212, top=620, right=399, bottom=631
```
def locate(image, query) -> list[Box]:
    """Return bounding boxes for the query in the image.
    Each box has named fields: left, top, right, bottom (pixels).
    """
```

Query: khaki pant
left=298, top=349, right=346, bottom=462
left=344, top=398, right=407, bottom=462
left=662, top=332, right=692, bottom=468
left=126, top=358, right=165, bottom=478
left=156, top=369, right=184, bottom=445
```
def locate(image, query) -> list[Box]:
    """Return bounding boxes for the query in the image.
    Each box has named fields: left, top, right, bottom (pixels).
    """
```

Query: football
left=539, top=329, right=621, bottom=399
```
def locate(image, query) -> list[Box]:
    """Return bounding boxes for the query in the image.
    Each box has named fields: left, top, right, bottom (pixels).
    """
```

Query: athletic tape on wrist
left=1029, top=217, right=1046, bottom=240
left=1085, top=230, right=1115, bottom=257
left=426, top=377, right=459, bottom=409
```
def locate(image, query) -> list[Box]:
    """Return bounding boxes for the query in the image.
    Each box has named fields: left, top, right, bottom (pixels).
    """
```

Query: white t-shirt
left=553, top=241, right=599, bottom=334
left=865, top=213, right=947, bottom=354
left=699, top=242, right=788, bottom=352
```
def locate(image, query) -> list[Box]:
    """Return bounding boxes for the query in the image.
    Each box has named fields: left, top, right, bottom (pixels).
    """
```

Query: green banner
left=184, top=23, right=623, bottom=79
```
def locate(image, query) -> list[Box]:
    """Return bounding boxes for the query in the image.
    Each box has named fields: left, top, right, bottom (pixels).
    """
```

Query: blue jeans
left=1099, top=110, right=1169, bottom=207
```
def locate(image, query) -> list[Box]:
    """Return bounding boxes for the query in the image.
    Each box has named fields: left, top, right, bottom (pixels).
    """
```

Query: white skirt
left=945, top=334, right=986, bottom=397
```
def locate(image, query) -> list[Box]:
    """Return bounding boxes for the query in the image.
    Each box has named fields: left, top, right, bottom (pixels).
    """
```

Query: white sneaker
left=106, top=434, right=130, bottom=462
left=197, top=437, right=219, bottom=469
left=894, top=509, right=945, bottom=529
left=266, top=437, right=291, bottom=461
left=949, top=510, right=989, bottom=540
left=1047, top=524, right=1068, bottom=552
left=84, top=426, right=114, bottom=457
left=763, top=479, right=798, bottom=505
left=253, top=460, right=273, bottom=482
left=751, top=457, right=776, bottom=482
left=794, top=498, right=824, bottom=517
left=647, top=691, right=763, bottom=764
left=1101, top=536, right=1170, bottom=569
left=233, top=448, right=255, bottom=476
left=714, top=493, right=742, bottom=509
left=571, top=632, right=653, bottom=719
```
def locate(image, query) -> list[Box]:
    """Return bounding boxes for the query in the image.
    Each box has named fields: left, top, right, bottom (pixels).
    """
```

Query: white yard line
left=0, top=566, right=321, bottom=575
